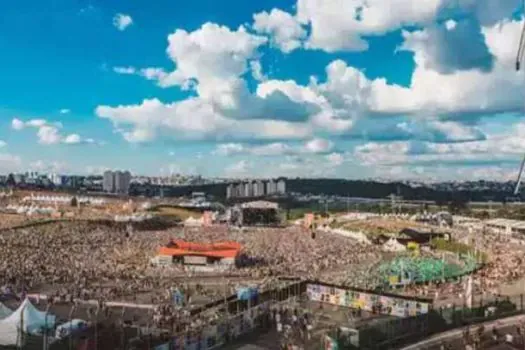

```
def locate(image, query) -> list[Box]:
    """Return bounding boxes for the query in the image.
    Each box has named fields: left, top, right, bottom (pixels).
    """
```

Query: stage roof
left=158, top=240, right=241, bottom=258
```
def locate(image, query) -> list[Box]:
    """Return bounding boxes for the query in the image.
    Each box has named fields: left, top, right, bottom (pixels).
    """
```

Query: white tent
left=0, top=298, right=56, bottom=346
left=0, top=303, right=12, bottom=319
left=382, top=238, right=407, bottom=252
left=184, top=216, right=203, bottom=227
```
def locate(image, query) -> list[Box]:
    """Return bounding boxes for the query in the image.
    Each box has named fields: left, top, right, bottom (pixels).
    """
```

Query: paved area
left=403, top=315, right=525, bottom=350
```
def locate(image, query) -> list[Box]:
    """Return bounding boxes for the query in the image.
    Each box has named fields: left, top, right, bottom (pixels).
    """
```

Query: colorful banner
left=306, top=284, right=429, bottom=318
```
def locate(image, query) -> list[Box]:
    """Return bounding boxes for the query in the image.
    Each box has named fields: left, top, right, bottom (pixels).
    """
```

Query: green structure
left=377, top=255, right=478, bottom=287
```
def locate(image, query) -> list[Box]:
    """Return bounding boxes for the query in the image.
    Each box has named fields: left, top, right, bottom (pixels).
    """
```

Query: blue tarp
left=236, top=287, right=258, bottom=301
left=172, top=289, right=184, bottom=306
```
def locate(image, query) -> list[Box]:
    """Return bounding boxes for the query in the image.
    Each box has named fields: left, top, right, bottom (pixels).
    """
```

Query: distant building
left=49, top=173, right=65, bottom=186
left=254, top=180, right=265, bottom=197
left=115, top=171, right=131, bottom=194
left=243, top=182, right=253, bottom=197
left=226, top=184, right=234, bottom=199
left=276, top=179, right=286, bottom=194
left=225, top=179, right=285, bottom=199
left=13, top=174, right=25, bottom=185
left=266, top=180, right=277, bottom=195
left=103, top=171, right=115, bottom=193
left=103, top=170, right=131, bottom=194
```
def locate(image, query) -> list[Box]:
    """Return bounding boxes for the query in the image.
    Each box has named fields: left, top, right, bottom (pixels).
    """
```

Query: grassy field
left=149, top=205, right=203, bottom=220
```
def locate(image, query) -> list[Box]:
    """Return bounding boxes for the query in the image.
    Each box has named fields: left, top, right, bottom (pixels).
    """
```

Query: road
left=402, top=315, right=525, bottom=350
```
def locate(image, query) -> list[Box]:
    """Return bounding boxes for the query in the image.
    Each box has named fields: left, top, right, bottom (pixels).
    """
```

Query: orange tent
left=158, top=240, right=241, bottom=259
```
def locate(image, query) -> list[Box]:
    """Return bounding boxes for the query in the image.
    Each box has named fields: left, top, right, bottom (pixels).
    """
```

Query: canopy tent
left=184, top=216, right=203, bottom=227
left=236, top=287, right=258, bottom=301
left=382, top=238, right=406, bottom=252
left=0, top=302, right=12, bottom=319
left=0, top=298, right=56, bottom=346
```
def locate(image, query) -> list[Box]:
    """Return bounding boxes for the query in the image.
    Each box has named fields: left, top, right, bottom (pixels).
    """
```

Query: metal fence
left=6, top=281, right=307, bottom=350
left=331, top=295, right=525, bottom=349
left=14, top=281, right=525, bottom=350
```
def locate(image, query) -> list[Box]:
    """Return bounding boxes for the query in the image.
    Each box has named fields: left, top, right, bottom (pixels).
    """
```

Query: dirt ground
left=332, top=217, right=430, bottom=236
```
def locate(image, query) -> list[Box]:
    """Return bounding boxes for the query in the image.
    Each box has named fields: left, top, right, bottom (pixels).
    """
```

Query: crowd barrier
left=12, top=278, right=438, bottom=349
left=333, top=295, right=525, bottom=349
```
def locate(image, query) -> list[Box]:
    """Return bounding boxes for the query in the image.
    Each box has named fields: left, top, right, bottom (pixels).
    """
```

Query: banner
left=306, top=284, right=429, bottom=318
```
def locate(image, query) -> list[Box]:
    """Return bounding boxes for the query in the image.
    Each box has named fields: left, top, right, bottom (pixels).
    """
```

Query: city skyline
left=1, top=1, right=525, bottom=182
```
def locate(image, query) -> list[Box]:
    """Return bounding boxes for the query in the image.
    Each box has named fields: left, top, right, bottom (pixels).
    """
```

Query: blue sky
left=1, top=0, right=525, bottom=181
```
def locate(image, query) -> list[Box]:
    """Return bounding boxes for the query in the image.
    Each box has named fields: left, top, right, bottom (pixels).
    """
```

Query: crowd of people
left=400, top=227, right=525, bottom=305
left=4, top=216, right=525, bottom=306
left=0, top=212, right=30, bottom=229
left=0, top=220, right=382, bottom=306
left=5, top=211, right=525, bottom=349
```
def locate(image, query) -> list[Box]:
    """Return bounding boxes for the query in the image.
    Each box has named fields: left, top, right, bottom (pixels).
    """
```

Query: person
left=492, top=326, right=499, bottom=341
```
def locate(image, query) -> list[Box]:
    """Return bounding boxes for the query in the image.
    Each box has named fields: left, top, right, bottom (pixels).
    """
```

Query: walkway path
left=401, top=314, right=525, bottom=349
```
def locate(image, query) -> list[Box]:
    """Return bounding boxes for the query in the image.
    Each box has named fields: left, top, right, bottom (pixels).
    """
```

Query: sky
left=2, top=0, right=525, bottom=181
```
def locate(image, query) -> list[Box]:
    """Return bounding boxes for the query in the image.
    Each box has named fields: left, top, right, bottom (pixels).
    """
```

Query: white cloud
left=11, top=118, right=24, bottom=130
left=354, top=121, right=525, bottom=167
left=59, top=109, right=70, bottom=114
left=250, top=60, right=266, bottom=82
left=252, top=9, right=306, bottom=53
left=326, top=152, right=344, bottom=166
left=113, top=13, right=133, bottom=31
left=213, top=138, right=333, bottom=156
left=113, top=66, right=136, bottom=75
left=445, top=19, right=457, bottom=31
left=225, top=160, right=251, bottom=177
left=11, top=118, right=99, bottom=145
left=296, top=0, right=445, bottom=52
left=160, top=22, right=267, bottom=95
left=0, top=140, right=6, bottom=148
left=97, top=11, right=525, bottom=184
left=290, top=0, right=519, bottom=53
left=214, top=143, right=247, bottom=156
left=303, top=138, right=334, bottom=153
left=0, top=154, right=22, bottom=173
left=37, top=125, right=61, bottom=145
left=63, top=134, right=82, bottom=144
left=29, top=160, right=68, bottom=173
left=304, top=18, right=525, bottom=121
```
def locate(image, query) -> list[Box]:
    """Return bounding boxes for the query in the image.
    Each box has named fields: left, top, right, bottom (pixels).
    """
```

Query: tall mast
left=514, top=9, right=525, bottom=195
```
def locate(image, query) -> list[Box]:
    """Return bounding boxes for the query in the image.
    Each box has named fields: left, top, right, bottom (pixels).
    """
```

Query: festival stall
left=0, top=302, right=12, bottom=319
left=0, top=298, right=56, bottom=346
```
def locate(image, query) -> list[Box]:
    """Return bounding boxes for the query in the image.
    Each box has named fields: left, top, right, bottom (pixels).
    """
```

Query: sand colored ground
left=0, top=213, right=33, bottom=229
left=151, top=206, right=203, bottom=220
left=332, top=218, right=429, bottom=235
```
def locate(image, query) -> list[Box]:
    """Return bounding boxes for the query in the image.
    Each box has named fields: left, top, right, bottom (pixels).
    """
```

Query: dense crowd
left=5, top=214, right=525, bottom=339
left=402, top=228, right=525, bottom=304
left=0, top=221, right=381, bottom=306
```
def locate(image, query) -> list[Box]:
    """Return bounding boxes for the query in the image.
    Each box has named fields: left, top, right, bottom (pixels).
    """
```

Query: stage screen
left=242, top=208, right=279, bottom=226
